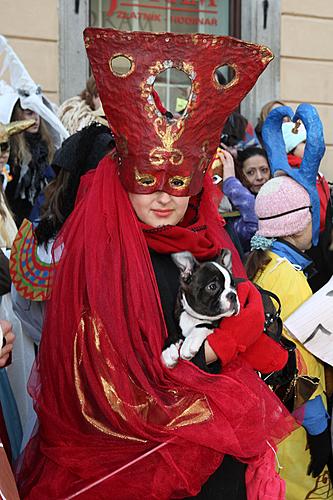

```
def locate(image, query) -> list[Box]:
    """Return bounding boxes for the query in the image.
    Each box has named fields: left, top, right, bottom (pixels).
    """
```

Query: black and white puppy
left=162, top=249, right=240, bottom=368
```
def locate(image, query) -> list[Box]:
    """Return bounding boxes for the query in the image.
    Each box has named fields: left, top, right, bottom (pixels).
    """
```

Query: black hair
left=237, top=146, right=268, bottom=164
left=221, top=112, right=248, bottom=147
left=35, top=123, right=114, bottom=246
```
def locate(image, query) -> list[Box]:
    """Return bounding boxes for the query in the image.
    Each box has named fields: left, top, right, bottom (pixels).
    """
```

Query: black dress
left=150, top=250, right=247, bottom=500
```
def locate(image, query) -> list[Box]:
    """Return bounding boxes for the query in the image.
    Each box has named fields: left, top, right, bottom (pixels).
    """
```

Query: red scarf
left=140, top=180, right=246, bottom=277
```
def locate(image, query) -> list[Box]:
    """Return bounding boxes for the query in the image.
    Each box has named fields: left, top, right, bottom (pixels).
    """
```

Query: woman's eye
left=212, top=174, right=222, bottom=184
left=170, top=179, right=184, bottom=187
left=142, top=178, right=155, bottom=185
left=245, top=170, right=254, bottom=177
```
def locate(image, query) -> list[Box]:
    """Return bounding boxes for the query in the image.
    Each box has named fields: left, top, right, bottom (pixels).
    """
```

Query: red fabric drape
left=18, top=157, right=294, bottom=499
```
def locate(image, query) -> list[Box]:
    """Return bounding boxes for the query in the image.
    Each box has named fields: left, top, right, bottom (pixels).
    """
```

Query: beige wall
left=281, top=0, right=333, bottom=180
left=0, top=0, right=59, bottom=103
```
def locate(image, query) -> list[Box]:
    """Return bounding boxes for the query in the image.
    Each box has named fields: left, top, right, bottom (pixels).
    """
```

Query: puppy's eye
left=207, top=283, right=217, bottom=291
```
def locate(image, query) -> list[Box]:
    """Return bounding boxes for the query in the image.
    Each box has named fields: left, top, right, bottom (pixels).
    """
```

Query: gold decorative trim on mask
left=168, top=175, right=191, bottom=190
left=149, top=146, right=184, bottom=167
left=154, top=117, right=185, bottom=149
left=198, top=140, right=210, bottom=174
left=109, top=53, right=135, bottom=78
left=141, top=59, right=198, bottom=121
left=135, top=168, right=157, bottom=187
left=259, top=45, right=274, bottom=65
left=212, top=63, right=239, bottom=90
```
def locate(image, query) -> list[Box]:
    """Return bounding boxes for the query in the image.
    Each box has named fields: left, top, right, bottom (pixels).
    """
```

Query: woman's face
left=242, top=155, right=270, bottom=194
left=128, top=191, right=190, bottom=227
left=20, top=108, right=40, bottom=133
left=293, top=141, right=306, bottom=159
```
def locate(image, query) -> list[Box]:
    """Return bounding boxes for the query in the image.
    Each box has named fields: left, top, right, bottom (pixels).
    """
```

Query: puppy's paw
left=161, top=343, right=180, bottom=369
left=180, top=329, right=212, bottom=361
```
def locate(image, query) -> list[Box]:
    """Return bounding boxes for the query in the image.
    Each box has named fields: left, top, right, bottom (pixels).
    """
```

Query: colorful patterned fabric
left=9, top=219, right=55, bottom=301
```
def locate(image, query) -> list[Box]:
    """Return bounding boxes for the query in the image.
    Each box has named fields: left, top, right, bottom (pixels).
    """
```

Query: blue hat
left=262, top=104, right=325, bottom=245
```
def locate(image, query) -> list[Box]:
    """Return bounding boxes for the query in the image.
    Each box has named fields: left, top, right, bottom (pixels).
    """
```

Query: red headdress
left=84, top=28, right=273, bottom=195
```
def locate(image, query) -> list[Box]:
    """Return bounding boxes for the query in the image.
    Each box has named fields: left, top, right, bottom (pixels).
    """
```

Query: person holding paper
left=246, top=102, right=332, bottom=499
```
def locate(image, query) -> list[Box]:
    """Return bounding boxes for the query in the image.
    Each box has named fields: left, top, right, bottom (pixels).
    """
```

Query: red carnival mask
left=84, top=28, right=273, bottom=196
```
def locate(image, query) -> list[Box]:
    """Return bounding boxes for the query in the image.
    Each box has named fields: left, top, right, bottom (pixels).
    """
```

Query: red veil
left=18, top=157, right=294, bottom=499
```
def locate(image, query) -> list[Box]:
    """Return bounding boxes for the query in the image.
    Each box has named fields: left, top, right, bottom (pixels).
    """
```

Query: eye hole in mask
left=135, top=169, right=156, bottom=187
left=212, top=173, right=222, bottom=185
left=169, top=175, right=191, bottom=190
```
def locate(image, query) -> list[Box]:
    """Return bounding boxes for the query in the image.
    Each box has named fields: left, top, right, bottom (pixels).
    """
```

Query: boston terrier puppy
left=162, top=249, right=240, bottom=368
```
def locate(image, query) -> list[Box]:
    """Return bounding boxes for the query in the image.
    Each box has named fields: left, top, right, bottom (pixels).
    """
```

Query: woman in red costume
left=17, top=29, right=295, bottom=499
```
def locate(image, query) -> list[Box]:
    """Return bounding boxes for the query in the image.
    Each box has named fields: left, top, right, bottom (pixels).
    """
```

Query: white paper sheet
left=284, top=276, right=333, bottom=365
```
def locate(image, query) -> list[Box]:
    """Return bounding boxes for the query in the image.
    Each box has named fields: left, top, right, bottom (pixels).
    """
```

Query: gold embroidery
left=166, top=397, right=212, bottom=429
left=74, top=313, right=212, bottom=439
left=74, top=323, right=147, bottom=442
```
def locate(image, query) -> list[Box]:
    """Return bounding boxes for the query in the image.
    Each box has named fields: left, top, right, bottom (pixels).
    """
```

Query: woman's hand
left=217, top=148, right=236, bottom=181
left=0, top=320, right=15, bottom=368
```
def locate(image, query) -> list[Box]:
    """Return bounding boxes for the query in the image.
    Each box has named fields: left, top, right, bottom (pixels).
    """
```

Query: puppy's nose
left=226, top=291, right=237, bottom=301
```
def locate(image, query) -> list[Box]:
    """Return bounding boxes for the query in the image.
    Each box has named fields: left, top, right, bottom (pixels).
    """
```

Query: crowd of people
left=0, top=28, right=332, bottom=500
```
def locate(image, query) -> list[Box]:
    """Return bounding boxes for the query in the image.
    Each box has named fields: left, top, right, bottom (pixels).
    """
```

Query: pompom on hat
left=282, top=121, right=307, bottom=153
left=255, top=176, right=311, bottom=238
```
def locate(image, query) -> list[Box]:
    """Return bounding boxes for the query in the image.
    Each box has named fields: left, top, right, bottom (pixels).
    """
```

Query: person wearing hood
left=0, top=35, right=68, bottom=226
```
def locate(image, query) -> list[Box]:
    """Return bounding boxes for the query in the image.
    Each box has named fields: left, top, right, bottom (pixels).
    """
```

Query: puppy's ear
left=217, top=248, right=233, bottom=273
left=172, top=251, right=197, bottom=282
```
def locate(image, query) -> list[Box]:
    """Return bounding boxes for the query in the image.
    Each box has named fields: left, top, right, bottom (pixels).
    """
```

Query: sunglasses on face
left=0, top=142, right=9, bottom=153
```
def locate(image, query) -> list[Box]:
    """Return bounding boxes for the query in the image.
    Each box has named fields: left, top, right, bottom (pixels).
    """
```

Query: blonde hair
left=258, top=100, right=285, bottom=124
left=9, top=100, right=55, bottom=170
left=79, top=75, right=98, bottom=110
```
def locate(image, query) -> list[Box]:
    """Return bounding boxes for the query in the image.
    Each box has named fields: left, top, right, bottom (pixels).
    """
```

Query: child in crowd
left=58, top=75, right=106, bottom=135
left=282, top=120, right=333, bottom=291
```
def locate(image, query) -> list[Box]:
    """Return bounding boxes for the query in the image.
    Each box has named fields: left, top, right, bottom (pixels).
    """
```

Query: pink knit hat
left=255, top=176, right=312, bottom=237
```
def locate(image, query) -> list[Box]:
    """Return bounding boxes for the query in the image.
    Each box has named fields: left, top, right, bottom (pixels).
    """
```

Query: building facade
left=0, top=0, right=332, bottom=178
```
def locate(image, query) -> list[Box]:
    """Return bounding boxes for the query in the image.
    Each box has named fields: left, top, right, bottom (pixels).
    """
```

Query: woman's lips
left=152, top=209, right=173, bottom=217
